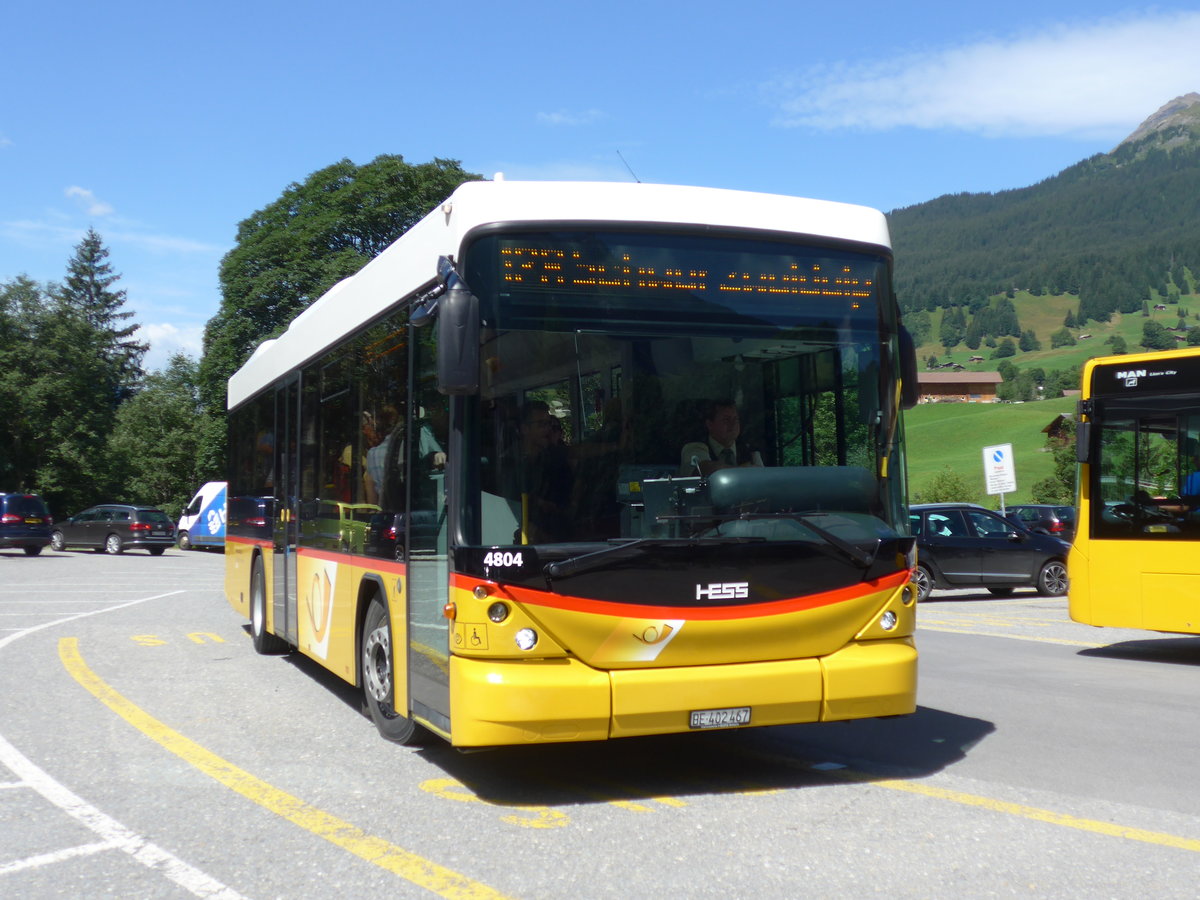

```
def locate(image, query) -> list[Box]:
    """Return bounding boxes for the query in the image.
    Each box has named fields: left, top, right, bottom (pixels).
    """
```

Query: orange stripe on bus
left=450, top=570, right=909, bottom=621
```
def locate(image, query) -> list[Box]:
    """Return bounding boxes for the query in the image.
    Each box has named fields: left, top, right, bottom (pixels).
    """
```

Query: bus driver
left=680, top=399, right=763, bottom=477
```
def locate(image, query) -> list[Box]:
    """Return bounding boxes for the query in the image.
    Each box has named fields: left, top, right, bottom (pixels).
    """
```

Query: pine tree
left=56, top=228, right=147, bottom=405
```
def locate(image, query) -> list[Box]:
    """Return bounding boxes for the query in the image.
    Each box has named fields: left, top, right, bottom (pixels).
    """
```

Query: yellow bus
left=225, top=179, right=920, bottom=747
left=1070, top=347, right=1200, bottom=633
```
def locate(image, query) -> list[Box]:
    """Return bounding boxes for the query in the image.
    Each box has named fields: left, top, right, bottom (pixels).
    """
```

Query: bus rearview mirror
left=1075, top=421, right=1091, bottom=464
left=436, top=268, right=480, bottom=395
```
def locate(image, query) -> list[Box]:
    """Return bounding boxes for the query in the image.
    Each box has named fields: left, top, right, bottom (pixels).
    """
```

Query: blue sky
left=4, top=1, right=1199, bottom=370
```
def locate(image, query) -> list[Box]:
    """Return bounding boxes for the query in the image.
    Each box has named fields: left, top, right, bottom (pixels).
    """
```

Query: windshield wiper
left=785, top=511, right=880, bottom=568
left=668, top=510, right=879, bottom=569
left=543, top=536, right=762, bottom=580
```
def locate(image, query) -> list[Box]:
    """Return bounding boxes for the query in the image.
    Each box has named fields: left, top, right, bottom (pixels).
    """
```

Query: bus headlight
left=514, top=628, right=538, bottom=651
left=880, top=611, right=898, bottom=631
left=487, top=601, right=510, bottom=623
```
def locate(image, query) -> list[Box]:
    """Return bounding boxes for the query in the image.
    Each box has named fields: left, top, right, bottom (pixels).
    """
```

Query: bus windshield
left=463, top=229, right=905, bottom=550
left=1088, top=397, right=1200, bottom=539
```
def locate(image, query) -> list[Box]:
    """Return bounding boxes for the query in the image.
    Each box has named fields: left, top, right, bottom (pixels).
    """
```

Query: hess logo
left=695, top=582, right=749, bottom=601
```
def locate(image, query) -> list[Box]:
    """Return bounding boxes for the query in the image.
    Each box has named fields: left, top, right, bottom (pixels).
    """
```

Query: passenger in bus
left=364, top=405, right=400, bottom=507
left=1181, top=446, right=1200, bottom=498
left=512, top=400, right=572, bottom=542
left=364, top=403, right=446, bottom=509
left=679, top=399, right=763, bottom=477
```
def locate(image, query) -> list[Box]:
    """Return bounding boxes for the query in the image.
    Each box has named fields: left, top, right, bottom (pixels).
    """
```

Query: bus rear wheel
left=362, top=598, right=420, bottom=744
left=250, top=558, right=288, bottom=654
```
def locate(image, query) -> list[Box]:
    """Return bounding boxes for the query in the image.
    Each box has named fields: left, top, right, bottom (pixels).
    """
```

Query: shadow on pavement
left=1080, top=635, right=1200, bottom=666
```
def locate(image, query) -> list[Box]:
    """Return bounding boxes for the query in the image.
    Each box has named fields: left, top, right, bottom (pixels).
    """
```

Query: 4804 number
left=483, top=551, right=525, bottom=568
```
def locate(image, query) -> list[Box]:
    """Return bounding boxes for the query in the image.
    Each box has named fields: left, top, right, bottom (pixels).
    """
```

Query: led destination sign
left=497, top=239, right=877, bottom=302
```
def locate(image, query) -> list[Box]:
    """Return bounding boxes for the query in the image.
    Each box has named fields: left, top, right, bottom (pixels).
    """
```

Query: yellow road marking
left=419, top=778, right=569, bottom=829
left=736, top=748, right=1200, bottom=855
left=872, top=777, right=1200, bottom=853
left=918, top=625, right=1100, bottom=647
left=58, top=638, right=512, bottom=900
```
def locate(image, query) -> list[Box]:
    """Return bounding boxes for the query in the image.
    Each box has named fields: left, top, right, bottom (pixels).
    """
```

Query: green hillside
left=889, top=93, right=1200, bottom=332
left=903, top=397, right=1075, bottom=507
left=910, top=293, right=1200, bottom=377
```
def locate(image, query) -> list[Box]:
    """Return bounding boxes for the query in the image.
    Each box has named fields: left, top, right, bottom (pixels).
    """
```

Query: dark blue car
left=910, top=502, right=1070, bottom=601
left=0, top=493, right=53, bottom=556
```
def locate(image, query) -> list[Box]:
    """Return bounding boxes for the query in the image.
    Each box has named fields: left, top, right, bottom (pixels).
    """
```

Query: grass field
left=903, top=396, right=1076, bottom=507
left=912, top=290, right=1200, bottom=375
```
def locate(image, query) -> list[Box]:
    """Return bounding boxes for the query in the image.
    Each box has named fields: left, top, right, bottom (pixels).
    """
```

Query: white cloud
left=105, top=229, right=224, bottom=256
left=0, top=135, right=12, bottom=149
left=65, top=185, right=115, bottom=217
left=490, top=158, right=632, bottom=182
left=537, top=108, right=606, bottom=126
left=137, top=322, right=204, bottom=372
left=771, top=11, right=1200, bottom=139
left=0, top=217, right=223, bottom=258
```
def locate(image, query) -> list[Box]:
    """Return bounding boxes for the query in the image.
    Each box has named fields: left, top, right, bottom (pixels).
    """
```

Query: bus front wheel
left=362, top=598, right=420, bottom=744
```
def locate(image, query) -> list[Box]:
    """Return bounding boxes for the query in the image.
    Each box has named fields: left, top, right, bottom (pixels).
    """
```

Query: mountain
left=888, top=94, right=1200, bottom=327
left=1119, top=92, right=1200, bottom=149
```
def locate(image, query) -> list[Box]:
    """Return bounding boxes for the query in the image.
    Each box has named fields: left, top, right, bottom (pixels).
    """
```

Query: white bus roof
left=228, top=180, right=891, bottom=409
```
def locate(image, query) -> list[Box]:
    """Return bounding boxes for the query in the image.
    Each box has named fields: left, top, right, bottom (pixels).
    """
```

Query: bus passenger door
left=272, top=377, right=300, bottom=644
left=406, top=355, right=451, bottom=733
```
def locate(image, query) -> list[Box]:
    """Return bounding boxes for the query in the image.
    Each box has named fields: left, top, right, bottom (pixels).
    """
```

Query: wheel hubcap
left=363, top=626, right=392, bottom=706
left=913, top=568, right=931, bottom=600
left=251, top=585, right=264, bottom=635
left=1045, top=564, right=1068, bottom=594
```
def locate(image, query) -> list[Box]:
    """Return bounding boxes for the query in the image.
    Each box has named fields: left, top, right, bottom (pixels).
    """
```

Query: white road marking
left=0, top=589, right=245, bottom=898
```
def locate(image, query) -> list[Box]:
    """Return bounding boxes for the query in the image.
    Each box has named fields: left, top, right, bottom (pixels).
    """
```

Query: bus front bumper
left=446, top=637, right=916, bottom=747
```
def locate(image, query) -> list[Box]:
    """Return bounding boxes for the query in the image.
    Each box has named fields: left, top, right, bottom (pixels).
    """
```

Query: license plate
left=689, top=706, right=751, bottom=729
left=152, top=530, right=166, bottom=536
left=25, top=518, right=42, bottom=524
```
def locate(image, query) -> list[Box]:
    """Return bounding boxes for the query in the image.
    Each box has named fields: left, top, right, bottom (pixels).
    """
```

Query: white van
left=177, top=482, right=226, bottom=550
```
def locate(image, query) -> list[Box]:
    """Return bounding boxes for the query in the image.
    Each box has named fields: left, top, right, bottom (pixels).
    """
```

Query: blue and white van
left=177, top=482, right=226, bottom=550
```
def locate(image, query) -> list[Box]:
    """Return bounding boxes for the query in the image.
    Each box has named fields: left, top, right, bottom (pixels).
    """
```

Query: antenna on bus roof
left=616, top=150, right=641, bottom=183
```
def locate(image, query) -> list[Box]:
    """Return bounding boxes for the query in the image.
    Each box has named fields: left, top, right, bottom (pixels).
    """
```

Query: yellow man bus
left=225, top=179, right=920, bottom=747
left=1071, top=347, right=1200, bottom=633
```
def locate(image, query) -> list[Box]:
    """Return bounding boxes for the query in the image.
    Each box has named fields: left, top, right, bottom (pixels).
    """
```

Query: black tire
left=362, top=597, right=421, bottom=744
left=987, top=587, right=1015, bottom=597
left=50, top=531, right=65, bottom=552
left=148, top=546, right=166, bottom=556
left=104, top=533, right=123, bottom=555
left=1038, top=559, right=1069, bottom=596
left=912, top=563, right=934, bottom=602
left=23, top=546, right=43, bottom=556
left=178, top=531, right=192, bottom=551
left=250, top=558, right=288, bottom=654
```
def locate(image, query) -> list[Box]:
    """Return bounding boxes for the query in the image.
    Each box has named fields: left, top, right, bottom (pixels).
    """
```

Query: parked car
left=1004, top=503, right=1076, bottom=541
left=0, top=493, right=53, bottom=556
left=50, top=504, right=175, bottom=555
left=909, top=502, right=1069, bottom=602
